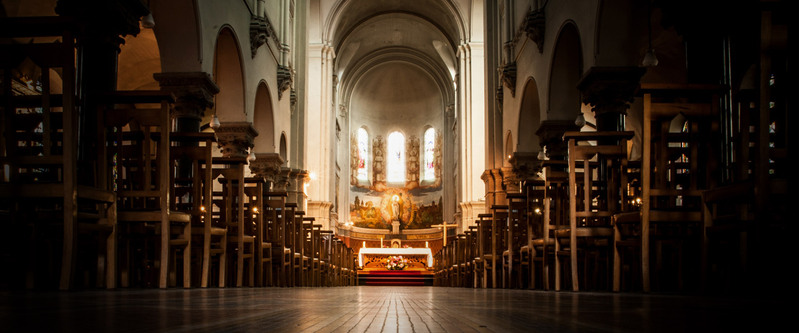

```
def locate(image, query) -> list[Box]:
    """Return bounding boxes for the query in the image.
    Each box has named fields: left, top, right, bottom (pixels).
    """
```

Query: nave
left=1, top=286, right=793, bottom=332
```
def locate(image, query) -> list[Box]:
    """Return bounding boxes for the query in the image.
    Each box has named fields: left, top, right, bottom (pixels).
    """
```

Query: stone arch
left=151, top=0, right=202, bottom=72
left=118, top=28, right=162, bottom=91
left=279, top=133, right=288, bottom=165
left=547, top=22, right=583, bottom=122
left=212, top=26, right=246, bottom=122
left=504, top=131, right=514, bottom=167
left=253, top=81, right=275, bottom=152
left=518, top=77, right=542, bottom=152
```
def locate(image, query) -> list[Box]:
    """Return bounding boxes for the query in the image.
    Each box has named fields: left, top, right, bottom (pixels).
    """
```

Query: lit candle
left=425, top=241, right=429, bottom=248
left=380, top=237, right=383, bottom=247
left=362, top=241, right=366, bottom=248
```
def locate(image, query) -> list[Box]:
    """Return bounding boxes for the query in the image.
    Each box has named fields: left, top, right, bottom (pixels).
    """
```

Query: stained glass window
left=423, top=128, right=436, bottom=181
left=387, top=131, right=405, bottom=183
left=357, top=127, right=368, bottom=181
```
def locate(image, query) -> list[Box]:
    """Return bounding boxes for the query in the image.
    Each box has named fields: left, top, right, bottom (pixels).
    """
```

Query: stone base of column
left=459, top=201, right=486, bottom=231
left=307, top=200, right=333, bottom=230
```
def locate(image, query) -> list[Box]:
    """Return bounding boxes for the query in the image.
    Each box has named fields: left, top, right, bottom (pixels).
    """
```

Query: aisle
left=1, top=286, right=792, bottom=332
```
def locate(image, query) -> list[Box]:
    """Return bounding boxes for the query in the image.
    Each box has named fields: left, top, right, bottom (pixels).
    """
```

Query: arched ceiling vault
left=329, top=0, right=464, bottom=107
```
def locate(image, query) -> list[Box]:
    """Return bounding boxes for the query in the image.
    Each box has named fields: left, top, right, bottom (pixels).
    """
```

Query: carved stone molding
left=277, top=65, right=293, bottom=100
left=500, top=166, right=522, bottom=193
left=215, top=122, right=258, bottom=158
left=535, top=120, right=580, bottom=160
left=249, top=152, right=284, bottom=184
left=154, top=72, right=220, bottom=121
left=508, top=152, right=542, bottom=182
left=499, top=61, right=517, bottom=97
left=523, top=8, right=545, bottom=53
left=249, top=15, right=278, bottom=58
left=577, top=66, right=645, bottom=129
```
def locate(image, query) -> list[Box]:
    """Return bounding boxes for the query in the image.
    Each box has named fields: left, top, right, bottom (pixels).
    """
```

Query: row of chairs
left=0, top=18, right=356, bottom=289
left=435, top=84, right=775, bottom=293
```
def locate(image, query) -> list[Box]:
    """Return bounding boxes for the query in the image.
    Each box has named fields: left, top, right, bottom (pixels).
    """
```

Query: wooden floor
left=1, top=286, right=794, bottom=332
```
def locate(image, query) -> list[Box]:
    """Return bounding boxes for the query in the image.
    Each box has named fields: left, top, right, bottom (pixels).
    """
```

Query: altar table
left=358, top=247, right=434, bottom=269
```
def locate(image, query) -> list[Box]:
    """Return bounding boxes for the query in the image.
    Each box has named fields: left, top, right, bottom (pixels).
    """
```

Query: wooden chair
left=504, top=191, right=530, bottom=289
left=473, top=214, right=492, bottom=288
left=265, top=193, right=291, bottom=287
left=632, top=85, right=719, bottom=292
left=311, top=224, right=323, bottom=287
left=531, top=160, right=569, bottom=290
left=319, top=230, right=334, bottom=286
left=244, top=178, right=271, bottom=287
left=102, top=91, right=191, bottom=289
left=169, top=132, right=226, bottom=288
left=556, top=131, right=633, bottom=291
left=0, top=19, right=115, bottom=289
left=213, top=157, right=254, bottom=287
left=301, top=217, right=315, bottom=286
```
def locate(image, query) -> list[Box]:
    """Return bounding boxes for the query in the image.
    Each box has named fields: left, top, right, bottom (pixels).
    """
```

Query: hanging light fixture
left=211, top=114, right=221, bottom=129
left=642, top=0, right=659, bottom=67
left=142, top=0, right=155, bottom=29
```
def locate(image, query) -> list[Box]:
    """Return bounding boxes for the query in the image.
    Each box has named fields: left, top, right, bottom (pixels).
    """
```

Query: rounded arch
left=212, top=26, right=246, bottom=122
left=504, top=131, right=514, bottom=167
left=118, top=28, right=161, bottom=91
left=252, top=81, right=275, bottom=152
left=547, top=21, right=583, bottom=122
left=518, top=77, right=542, bottom=152
left=279, top=133, right=288, bottom=165
left=152, top=0, right=202, bottom=72
left=386, top=130, right=406, bottom=184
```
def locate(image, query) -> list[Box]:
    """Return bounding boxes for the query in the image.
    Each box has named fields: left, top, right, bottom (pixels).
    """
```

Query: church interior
left=1, top=0, right=797, bottom=331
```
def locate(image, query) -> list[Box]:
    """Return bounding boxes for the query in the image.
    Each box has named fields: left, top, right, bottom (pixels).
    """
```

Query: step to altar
left=357, top=270, right=434, bottom=286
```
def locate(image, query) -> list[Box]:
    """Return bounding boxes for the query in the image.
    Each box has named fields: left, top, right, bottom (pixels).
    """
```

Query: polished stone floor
left=1, top=286, right=795, bottom=332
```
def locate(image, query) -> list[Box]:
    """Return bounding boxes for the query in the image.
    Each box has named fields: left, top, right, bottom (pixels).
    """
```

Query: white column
left=305, top=42, right=335, bottom=229
left=457, top=39, right=487, bottom=227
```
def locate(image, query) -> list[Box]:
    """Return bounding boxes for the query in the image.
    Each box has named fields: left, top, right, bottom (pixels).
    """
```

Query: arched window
left=387, top=131, right=405, bottom=183
left=423, top=128, right=436, bottom=181
left=357, top=127, right=369, bottom=181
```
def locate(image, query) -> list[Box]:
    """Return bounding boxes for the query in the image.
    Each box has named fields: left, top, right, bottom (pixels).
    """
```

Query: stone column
left=577, top=67, right=645, bottom=132
left=154, top=72, right=219, bottom=133
left=249, top=153, right=284, bottom=190
left=56, top=0, right=148, bottom=164
left=536, top=120, right=580, bottom=161
left=285, top=168, right=309, bottom=211
left=215, top=122, right=258, bottom=158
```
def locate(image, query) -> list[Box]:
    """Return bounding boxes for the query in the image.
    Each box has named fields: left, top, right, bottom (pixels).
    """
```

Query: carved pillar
left=509, top=151, right=541, bottom=183
left=215, top=122, right=258, bottom=158
left=154, top=72, right=219, bottom=133
left=285, top=168, right=308, bottom=210
left=577, top=67, right=645, bottom=132
left=56, top=0, right=148, bottom=163
left=249, top=153, right=284, bottom=190
left=536, top=120, right=580, bottom=161
left=482, top=168, right=506, bottom=208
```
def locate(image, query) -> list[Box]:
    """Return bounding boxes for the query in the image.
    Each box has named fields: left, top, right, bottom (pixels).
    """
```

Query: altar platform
left=357, top=247, right=434, bottom=286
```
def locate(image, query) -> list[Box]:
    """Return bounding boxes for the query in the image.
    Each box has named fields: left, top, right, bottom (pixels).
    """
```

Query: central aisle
left=1, top=286, right=790, bottom=332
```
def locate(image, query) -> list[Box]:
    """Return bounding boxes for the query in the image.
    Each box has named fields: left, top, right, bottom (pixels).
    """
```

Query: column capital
left=215, top=122, right=258, bottom=158
left=577, top=66, right=645, bottom=117
left=509, top=152, right=542, bottom=182
left=154, top=72, right=220, bottom=121
left=535, top=120, right=581, bottom=160
left=249, top=153, right=284, bottom=183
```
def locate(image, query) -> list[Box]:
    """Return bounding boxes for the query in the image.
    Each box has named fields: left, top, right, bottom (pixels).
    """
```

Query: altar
left=358, top=247, right=434, bottom=270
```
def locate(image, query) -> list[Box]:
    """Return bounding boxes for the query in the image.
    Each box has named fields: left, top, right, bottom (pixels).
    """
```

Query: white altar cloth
left=358, top=247, right=434, bottom=268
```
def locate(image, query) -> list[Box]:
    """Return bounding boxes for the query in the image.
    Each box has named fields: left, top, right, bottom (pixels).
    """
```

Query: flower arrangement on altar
left=385, top=255, right=408, bottom=270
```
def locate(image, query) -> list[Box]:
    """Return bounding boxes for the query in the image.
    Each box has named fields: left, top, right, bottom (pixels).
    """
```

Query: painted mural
left=350, top=188, right=443, bottom=230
